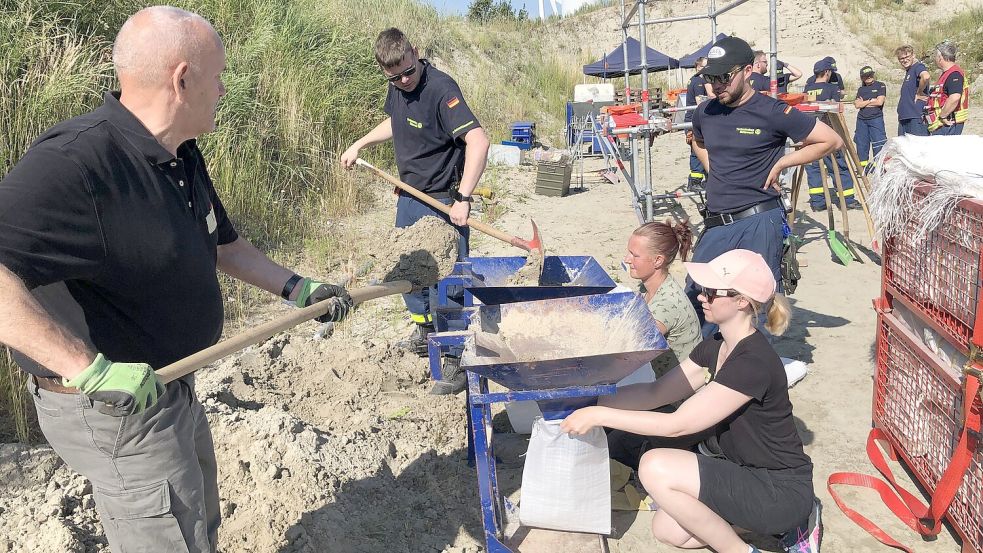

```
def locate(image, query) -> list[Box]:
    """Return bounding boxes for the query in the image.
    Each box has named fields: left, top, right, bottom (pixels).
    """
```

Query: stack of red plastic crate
left=874, top=183, right=983, bottom=553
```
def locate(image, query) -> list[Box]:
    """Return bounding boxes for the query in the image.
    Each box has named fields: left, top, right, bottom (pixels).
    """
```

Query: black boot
left=429, top=356, right=467, bottom=395
left=397, top=323, right=434, bottom=357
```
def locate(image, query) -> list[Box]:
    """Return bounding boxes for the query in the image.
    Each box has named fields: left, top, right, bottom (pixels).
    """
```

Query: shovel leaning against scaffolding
left=818, top=157, right=854, bottom=265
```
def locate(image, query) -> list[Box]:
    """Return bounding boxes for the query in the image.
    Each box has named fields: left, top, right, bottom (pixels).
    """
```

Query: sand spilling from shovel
left=469, top=300, right=649, bottom=363
left=373, top=216, right=459, bottom=288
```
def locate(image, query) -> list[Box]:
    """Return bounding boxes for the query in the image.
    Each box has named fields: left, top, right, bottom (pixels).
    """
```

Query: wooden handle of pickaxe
left=156, top=280, right=413, bottom=384
left=355, top=158, right=531, bottom=251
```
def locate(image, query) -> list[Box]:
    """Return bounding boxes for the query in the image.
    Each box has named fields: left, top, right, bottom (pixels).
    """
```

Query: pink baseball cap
left=684, top=249, right=776, bottom=303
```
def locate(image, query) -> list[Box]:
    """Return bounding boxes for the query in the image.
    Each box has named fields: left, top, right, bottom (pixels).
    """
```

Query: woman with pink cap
left=562, top=249, right=821, bottom=553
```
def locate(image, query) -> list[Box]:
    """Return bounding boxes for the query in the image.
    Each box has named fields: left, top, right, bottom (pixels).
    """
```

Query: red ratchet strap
left=827, top=375, right=981, bottom=552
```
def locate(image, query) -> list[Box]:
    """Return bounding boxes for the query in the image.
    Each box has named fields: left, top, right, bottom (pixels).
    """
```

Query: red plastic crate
left=881, top=184, right=983, bottom=355
left=873, top=310, right=983, bottom=552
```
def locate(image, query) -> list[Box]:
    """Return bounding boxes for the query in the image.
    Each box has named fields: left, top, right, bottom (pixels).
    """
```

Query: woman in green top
left=624, top=220, right=702, bottom=378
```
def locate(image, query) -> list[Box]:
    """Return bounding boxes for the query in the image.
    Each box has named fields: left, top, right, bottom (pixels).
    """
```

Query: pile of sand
left=375, top=216, right=459, bottom=288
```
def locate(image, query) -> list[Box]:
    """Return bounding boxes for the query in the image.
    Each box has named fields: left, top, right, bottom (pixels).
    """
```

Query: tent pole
left=637, top=0, right=653, bottom=221
left=621, top=0, right=631, bottom=97
left=768, top=0, right=777, bottom=97
left=710, top=0, right=717, bottom=40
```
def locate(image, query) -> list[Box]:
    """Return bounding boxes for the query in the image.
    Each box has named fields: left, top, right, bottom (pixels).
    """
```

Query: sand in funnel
left=504, top=252, right=545, bottom=286
left=379, top=216, right=459, bottom=288
left=475, top=301, right=649, bottom=363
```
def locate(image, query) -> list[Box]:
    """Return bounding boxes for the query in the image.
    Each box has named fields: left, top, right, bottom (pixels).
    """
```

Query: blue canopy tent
left=677, top=34, right=729, bottom=68
left=582, top=37, right=679, bottom=78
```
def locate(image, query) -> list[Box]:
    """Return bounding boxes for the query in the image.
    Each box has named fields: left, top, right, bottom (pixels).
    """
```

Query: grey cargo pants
left=29, top=375, right=219, bottom=553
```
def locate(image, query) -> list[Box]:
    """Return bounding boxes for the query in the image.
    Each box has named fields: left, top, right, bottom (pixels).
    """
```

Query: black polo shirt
left=856, top=80, right=887, bottom=120
left=748, top=72, right=770, bottom=93
left=803, top=81, right=841, bottom=102
left=692, top=92, right=816, bottom=213
left=0, top=92, right=237, bottom=377
left=685, top=74, right=708, bottom=123
left=384, top=60, right=480, bottom=195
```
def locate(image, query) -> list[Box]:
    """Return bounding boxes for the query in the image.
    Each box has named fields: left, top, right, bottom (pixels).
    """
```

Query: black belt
left=397, top=189, right=452, bottom=199
left=32, top=375, right=78, bottom=395
left=702, top=198, right=782, bottom=230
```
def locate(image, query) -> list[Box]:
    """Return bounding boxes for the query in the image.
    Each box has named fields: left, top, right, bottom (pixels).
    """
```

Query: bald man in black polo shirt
left=0, top=7, right=350, bottom=552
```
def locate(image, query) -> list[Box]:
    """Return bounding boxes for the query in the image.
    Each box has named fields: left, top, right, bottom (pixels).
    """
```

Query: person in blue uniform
left=802, top=59, right=859, bottom=211
left=853, top=66, right=887, bottom=170
left=687, top=36, right=841, bottom=335
left=894, top=45, right=931, bottom=136
left=805, top=56, right=844, bottom=91
left=685, top=56, right=714, bottom=190
left=749, top=51, right=771, bottom=93
left=342, top=28, right=490, bottom=395
left=774, top=60, right=803, bottom=94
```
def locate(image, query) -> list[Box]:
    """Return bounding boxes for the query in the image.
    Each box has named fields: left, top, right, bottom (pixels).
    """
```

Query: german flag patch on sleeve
left=446, top=97, right=460, bottom=109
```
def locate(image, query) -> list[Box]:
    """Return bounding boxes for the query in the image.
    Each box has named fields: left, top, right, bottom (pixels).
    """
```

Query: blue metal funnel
left=460, top=292, right=668, bottom=419
left=459, top=256, right=616, bottom=305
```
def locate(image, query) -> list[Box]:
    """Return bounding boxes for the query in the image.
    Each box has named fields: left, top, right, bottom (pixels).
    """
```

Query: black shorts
left=697, top=454, right=814, bottom=535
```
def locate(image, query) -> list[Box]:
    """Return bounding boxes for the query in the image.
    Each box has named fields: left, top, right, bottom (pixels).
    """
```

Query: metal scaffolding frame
left=617, top=0, right=779, bottom=222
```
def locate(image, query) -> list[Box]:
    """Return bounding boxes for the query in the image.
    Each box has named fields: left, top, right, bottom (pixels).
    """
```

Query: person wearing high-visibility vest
left=927, top=41, right=969, bottom=136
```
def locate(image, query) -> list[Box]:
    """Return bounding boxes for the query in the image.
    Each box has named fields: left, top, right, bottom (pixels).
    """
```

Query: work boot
left=397, top=323, right=434, bottom=357
left=810, top=203, right=827, bottom=212
left=430, top=356, right=467, bottom=395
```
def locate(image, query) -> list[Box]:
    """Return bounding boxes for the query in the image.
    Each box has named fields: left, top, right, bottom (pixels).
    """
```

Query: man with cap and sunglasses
left=341, top=28, right=490, bottom=395
left=853, top=66, right=887, bottom=169
left=802, top=59, right=859, bottom=211
left=687, top=36, right=842, bottom=332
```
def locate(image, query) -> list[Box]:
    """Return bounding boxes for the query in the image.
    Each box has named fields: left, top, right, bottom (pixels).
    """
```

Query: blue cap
left=813, top=59, right=833, bottom=74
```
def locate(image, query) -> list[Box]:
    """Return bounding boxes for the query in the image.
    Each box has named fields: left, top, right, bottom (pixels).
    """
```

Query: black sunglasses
left=697, top=285, right=741, bottom=303
left=705, top=67, right=742, bottom=86
left=386, top=64, right=417, bottom=83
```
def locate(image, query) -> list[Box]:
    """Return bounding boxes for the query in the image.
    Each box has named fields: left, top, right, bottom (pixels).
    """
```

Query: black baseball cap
left=860, top=66, right=875, bottom=76
left=700, top=36, right=755, bottom=77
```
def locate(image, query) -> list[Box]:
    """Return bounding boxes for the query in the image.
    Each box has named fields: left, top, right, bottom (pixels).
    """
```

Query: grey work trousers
left=29, top=374, right=219, bottom=553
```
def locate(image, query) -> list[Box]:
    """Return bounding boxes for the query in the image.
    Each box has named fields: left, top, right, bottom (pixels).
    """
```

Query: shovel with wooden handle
left=818, top=158, right=853, bottom=266
left=156, top=280, right=412, bottom=384
left=354, top=158, right=545, bottom=272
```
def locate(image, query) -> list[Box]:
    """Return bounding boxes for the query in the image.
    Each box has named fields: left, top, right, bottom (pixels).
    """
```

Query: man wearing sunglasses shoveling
left=341, top=28, right=490, bottom=395
left=0, top=7, right=352, bottom=552
left=687, top=36, right=842, bottom=336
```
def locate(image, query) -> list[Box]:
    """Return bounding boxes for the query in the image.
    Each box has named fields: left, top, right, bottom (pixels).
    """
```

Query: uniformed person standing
left=802, top=59, right=859, bottom=211
left=688, top=36, right=841, bottom=333
left=749, top=50, right=771, bottom=93
left=0, top=7, right=352, bottom=552
left=895, top=45, right=931, bottom=136
left=752, top=52, right=802, bottom=94
left=341, top=28, right=489, bottom=395
left=804, top=56, right=845, bottom=92
left=927, top=41, right=969, bottom=135
left=685, top=56, right=714, bottom=190
left=775, top=60, right=803, bottom=94
left=853, top=66, right=887, bottom=169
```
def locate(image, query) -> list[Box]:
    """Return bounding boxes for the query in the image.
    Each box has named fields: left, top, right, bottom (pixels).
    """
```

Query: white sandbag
left=781, top=357, right=809, bottom=388
left=488, top=144, right=521, bottom=167
left=520, top=418, right=611, bottom=534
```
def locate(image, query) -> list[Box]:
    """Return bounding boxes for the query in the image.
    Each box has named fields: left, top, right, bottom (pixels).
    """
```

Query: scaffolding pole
left=637, top=0, right=653, bottom=221
left=768, top=0, right=778, bottom=97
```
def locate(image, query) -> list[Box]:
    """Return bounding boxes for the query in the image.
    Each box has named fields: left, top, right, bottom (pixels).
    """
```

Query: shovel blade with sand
left=355, top=158, right=545, bottom=276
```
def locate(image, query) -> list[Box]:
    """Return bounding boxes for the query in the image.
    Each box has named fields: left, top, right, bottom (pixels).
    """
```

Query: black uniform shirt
left=803, top=80, right=842, bottom=102
left=384, top=60, right=480, bottom=195
left=898, top=61, right=929, bottom=121
left=748, top=72, right=770, bottom=93
left=685, top=74, right=708, bottom=123
left=692, top=92, right=816, bottom=213
left=775, top=61, right=791, bottom=93
left=806, top=71, right=845, bottom=91
left=856, top=81, right=887, bottom=120
left=942, top=69, right=965, bottom=96
left=0, top=92, right=237, bottom=377
left=689, top=331, right=813, bottom=470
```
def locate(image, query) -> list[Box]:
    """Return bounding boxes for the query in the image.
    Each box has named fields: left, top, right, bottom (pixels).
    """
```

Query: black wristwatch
left=452, top=190, right=473, bottom=203
left=281, top=274, right=304, bottom=300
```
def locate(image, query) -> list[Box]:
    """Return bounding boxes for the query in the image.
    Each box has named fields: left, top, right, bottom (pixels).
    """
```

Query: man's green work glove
left=294, top=279, right=353, bottom=323
left=64, top=354, right=165, bottom=417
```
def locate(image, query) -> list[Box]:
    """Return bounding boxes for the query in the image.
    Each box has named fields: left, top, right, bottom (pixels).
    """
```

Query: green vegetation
left=910, top=8, right=983, bottom=75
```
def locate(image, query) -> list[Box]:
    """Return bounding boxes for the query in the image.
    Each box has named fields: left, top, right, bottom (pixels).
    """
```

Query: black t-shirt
left=692, top=92, right=816, bottom=213
left=685, top=74, right=708, bottom=123
left=803, top=81, right=842, bottom=102
left=856, top=81, right=887, bottom=120
left=775, top=61, right=791, bottom=93
left=748, top=72, right=770, bottom=93
left=806, top=71, right=845, bottom=91
left=384, top=60, right=480, bottom=194
left=689, top=331, right=812, bottom=470
left=0, top=92, right=237, bottom=377
left=942, top=70, right=965, bottom=96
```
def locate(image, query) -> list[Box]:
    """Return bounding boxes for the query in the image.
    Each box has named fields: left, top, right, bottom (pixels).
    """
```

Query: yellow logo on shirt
left=736, top=127, right=762, bottom=135
left=406, top=117, right=422, bottom=129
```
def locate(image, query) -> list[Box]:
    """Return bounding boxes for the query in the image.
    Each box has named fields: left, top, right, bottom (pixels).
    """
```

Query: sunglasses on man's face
left=705, top=68, right=741, bottom=86
left=386, top=64, right=417, bottom=83
left=697, top=285, right=741, bottom=303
